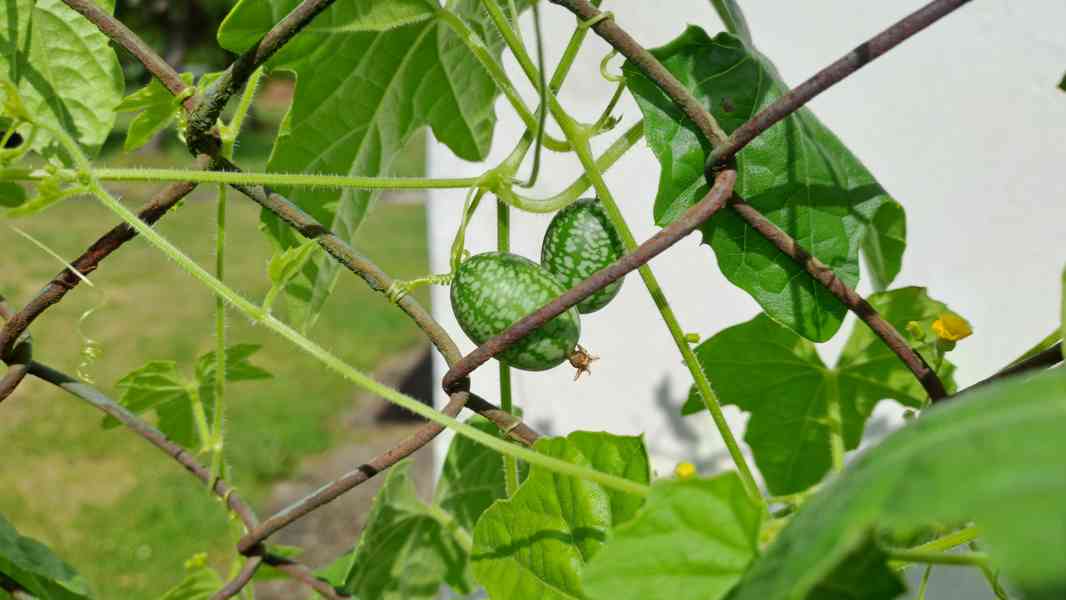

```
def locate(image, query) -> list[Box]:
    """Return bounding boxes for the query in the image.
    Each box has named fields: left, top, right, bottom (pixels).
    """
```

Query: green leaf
left=339, top=459, right=467, bottom=600
left=157, top=555, right=223, bottom=600
left=729, top=368, right=1066, bottom=600
left=104, top=360, right=191, bottom=430
left=0, top=514, right=90, bottom=600
left=0, top=182, right=26, bottom=208
left=262, top=239, right=320, bottom=314
left=1058, top=71, right=1066, bottom=92
left=583, top=473, right=763, bottom=600
left=218, top=0, right=509, bottom=331
left=434, top=416, right=508, bottom=532
left=0, top=0, right=123, bottom=160
left=3, top=170, right=84, bottom=219
left=625, top=27, right=899, bottom=341
left=806, top=540, right=904, bottom=600
left=862, top=200, right=906, bottom=293
left=1062, top=265, right=1065, bottom=361
left=116, top=74, right=194, bottom=151
left=194, top=343, right=273, bottom=386
left=683, top=287, right=961, bottom=495
left=471, top=432, right=650, bottom=600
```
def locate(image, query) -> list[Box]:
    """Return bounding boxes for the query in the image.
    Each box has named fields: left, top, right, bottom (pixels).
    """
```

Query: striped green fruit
left=451, top=252, right=581, bottom=371
left=541, top=198, right=625, bottom=314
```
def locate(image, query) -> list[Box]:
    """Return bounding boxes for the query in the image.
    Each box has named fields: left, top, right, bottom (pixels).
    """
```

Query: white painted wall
left=427, top=0, right=1066, bottom=508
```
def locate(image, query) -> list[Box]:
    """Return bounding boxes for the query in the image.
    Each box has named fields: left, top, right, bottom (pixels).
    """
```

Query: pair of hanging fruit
left=450, top=199, right=624, bottom=377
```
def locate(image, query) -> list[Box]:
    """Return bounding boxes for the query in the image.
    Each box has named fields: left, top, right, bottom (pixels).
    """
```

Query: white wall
left=426, top=0, right=1066, bottom=486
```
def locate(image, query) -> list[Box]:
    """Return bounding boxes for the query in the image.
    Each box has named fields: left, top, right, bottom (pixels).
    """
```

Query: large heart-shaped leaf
left=625, top=26, right=901, bottom=341
left=683, top=287, right=962, bottom=495
left=729, top=367, right=1066, bottom=600
left=0, top=513, right=90, bottom=600
left=0, top=0, right=123, bottom=160
left=471, top=432, right=650, bottom=600
left=218, top=0, right=508, bottom=331
left=340, top=459, right=468, bottom=599
left=582, top=473, right=763, bottom=600
left=434, top=416, right=508, bottom=533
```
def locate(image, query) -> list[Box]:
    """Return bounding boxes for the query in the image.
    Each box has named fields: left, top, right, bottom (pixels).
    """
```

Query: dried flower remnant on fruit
left=674, top=462, right=696, bottom=479
left=569, top=344, right=599, bottom=380
left=932, top=313, right=971, bottom=342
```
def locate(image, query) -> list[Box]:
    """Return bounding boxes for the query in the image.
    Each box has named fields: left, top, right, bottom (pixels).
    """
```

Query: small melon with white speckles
left=451, top=252, right=581, bottom=371
left=541, top=198, right=625, bottom=313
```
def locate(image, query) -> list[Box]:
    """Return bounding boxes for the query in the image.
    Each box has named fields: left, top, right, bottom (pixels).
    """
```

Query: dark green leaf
left=471, top=432, right=650, bottom=600
left=0, top=0, right=123, bottom=160
left=0, top=513, right=90, bottom=600
left=115, top=74, right=194, bottom=151
left=0, top=182, right=26, bottom=208
left=434, top=416, right=508, bottom=533
left=625, top=27, right=899, bottom=341
left=218, top=0, right=509, bottom=331
left=583, top=473, right=763, bottom=600
left=685, top=287, right=961, bottom=495
left=861, top=200, right=906, bottom=292
left=1058, top=72, right=1065, bottom=92
left=806, top=540, right=903, bottom=600
left=729, top=368, right=1066, bottom=600
left=341, top=460, right=467, bottom=600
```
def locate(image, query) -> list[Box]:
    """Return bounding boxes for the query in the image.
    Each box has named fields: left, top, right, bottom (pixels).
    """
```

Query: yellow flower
left=674, top=462, right=696, bottom=480
left=932, top=313, right=972, bottom=342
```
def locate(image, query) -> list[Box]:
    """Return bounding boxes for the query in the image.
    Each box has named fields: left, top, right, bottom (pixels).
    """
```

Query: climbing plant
left=1, top=0, right=1064, bottom=599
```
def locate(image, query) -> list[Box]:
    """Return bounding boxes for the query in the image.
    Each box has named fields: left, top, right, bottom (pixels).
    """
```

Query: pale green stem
left=187, top=384, right=212, bottom=452
left=426, top=502, right=473, bottom=554
left=0, top=167, right=481, bottom=190
left=917, top=564, right=933, bottom=600
left=554, top=112, right=763, bottom=506
left=496, top=121, right=643, bottom=213
left=211, top=66, right=262, bottom=484
left=824, top=372, right=845, bottom=472
left=889, top=525, right=981, bottom=571
left=497, top=199, right=520, bottom=497
left=436, top=9, right=570, bottom=152
left=210, top=180, right=227, bottom=482
left=44, top=122, right=647, bottom=498
left=888, top=549, right=990, bottom=568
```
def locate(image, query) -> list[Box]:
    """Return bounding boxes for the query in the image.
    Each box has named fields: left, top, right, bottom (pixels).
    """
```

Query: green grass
left=0, top=180, right=432, bottom=597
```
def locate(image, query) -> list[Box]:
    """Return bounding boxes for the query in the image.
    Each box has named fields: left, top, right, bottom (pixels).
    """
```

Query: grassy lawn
left=0, top=113, right=432, bottom=597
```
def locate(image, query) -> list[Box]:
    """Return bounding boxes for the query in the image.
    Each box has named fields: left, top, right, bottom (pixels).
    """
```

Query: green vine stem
left=497, top=198, right=521, bottom=497
left=0, top=167, right=480, bottom=190
left=886, top=549, right=990, bottom=568
left=494, top=120, right=643, bottom=213
left=209, top=66, right=262, bottom=484
left=436, top=9, right=570, bottom=153
left=42, top=122, right=648, bottom=499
